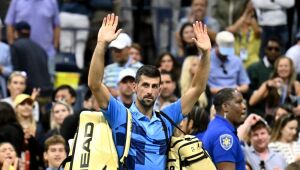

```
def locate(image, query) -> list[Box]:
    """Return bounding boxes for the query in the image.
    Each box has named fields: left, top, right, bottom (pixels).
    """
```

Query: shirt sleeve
left=161, top=99, right=183, bottom=124
left=237, top=59, right=250, bottom=85
left=101, top=95, right=127, bottom=129
left=52, top=0, right=60, bottom=26
left=4, top=0, right=17, bottom=25
left=213, top=133, right=238, bottom=164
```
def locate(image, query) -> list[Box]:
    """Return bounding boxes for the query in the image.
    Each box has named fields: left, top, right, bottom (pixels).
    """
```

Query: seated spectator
left=52, top=85, right=77, bottom=109
left=155, top=52, right=181, bottom=82
left=0, top=102, right=24, bottom=156
left=208, top=31, right=250, bottom=95
left=43, top=135, right=67, bottom=170
left=1, top=71, right=40, bottom=122
left=176, top=23, right=199, bottom=59
left=180, top=56, right=210, bottom=109
left=269, top=114, right=300, bottom=164
left=117, top=68, right=136, bottom=108
left=243, top=120, right=287, bottom=170
left=286, top=30, right=300, bottom=76
left=0, top=142, right=20, bottom=170
left=249, top=57, right=300, bottom=116
left=45, top=101, right=73, bottom=139
left=129, top=43, right=143, bottom=64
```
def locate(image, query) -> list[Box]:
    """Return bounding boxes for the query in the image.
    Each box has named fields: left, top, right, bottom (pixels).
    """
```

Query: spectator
left=59, top=0, right=91, bottom=69
left=0, top=19, right=12, bottom=99
left=43, top=135, right=67, bottom=170
left=154, top=70, right=178, bottom=110
left=0, top=102, right=24, bottom=156
left=5, top=0, right=60, bottom=79
left=10, top=21, right=53, bottom=97
left=180, top=56, right=210, bottom=109
left=249, top=57, right=300, bottom=116
left=0, top=142, right=20, bottom=170
left=129, top=43, right=143, bottom=64
left=52, top=85, right=77, bottom=107
left=252, top=0, right=295, bottom=57
left=286, top=30, right=300, bottom=76
left=155, top=52, right=181, bottom=83
left=117, top=68, right=136, bottom=109
left=269, top=114, right=300, bottom=164
left=176, top=23, right=199, bottom=59
left=103, top=33, right=143, bottom=97
left=208, top=31, right=250, bottom=95
left=1, top=71, right=40, bottom=122
left=243, top=120, right=287, bottom=170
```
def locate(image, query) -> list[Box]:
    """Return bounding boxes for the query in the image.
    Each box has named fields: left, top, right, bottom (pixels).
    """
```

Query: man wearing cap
left=208, top=31, right=250, bottom=95
left=286, top=31, right=300, bottom=76
left=117, top=68, right=136, bottom=108
left=103, top=32, right=143, bottom=97
left=243, top=120, right=287, bottom=170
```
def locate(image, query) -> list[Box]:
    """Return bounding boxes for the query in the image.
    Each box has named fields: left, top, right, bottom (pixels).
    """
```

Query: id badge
left=240, top=48, right=248, bottom=61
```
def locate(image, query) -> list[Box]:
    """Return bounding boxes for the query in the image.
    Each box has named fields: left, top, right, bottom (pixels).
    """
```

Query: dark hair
left=44, top=135, right=66, bottom=152
left=135, top=65, right=161, bottom=83
left=271, top=113, right=298, bottom=142
left=179, top=22, right=194, bottom=45
left=0, top=102, right=18, bottom=125
left=84, top=89, right=92, bottom=101
left=187, top=106, right=209, bottom=133
left=155, top=52, right=178, bottom=69
left=265, top=36, right=282, bottom=49
left=250, top=120, right=270, bottom=134
left=160, top=70, right=176, bottom=82
left=213, top=88, right=236, bottom=113
left=52, top=85, right=77, bottom=102
left=286, top=161, right=300, bottom=170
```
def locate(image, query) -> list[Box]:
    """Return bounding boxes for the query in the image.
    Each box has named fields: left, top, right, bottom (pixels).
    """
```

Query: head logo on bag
left=80, top=122, right=94, bottom=169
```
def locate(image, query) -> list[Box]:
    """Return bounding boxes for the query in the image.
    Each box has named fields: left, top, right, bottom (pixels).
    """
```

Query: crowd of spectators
left=0, top=0, right=300, bottom=169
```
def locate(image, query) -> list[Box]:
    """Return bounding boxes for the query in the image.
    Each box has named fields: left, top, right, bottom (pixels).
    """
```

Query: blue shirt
left=208, top=48, right=250, bottom=89
left=202, top=115, right=246, bottom=170
left=0, top=42, right=12, bottom=98
left=102, top=96, right=183, bottom=170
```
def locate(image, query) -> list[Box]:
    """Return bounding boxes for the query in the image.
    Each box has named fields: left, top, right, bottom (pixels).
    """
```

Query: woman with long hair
left=269, top=114, right=300, bottom=164
left=249, top=57, right=300, bottom=116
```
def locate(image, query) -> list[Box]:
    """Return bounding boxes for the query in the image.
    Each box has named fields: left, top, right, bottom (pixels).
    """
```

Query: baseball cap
left=118, top=68, right=136, bottom=83
left=14, top=94, right=33, bottom=106
left=109, top=33, right=132, bottom=49
left=216, top=31, right=235, bottom=56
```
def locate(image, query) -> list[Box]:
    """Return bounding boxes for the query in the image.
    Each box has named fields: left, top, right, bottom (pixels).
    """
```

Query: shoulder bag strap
left=120, top=109, right=132, bottom=168
left=156, top=111, right=169, bottom=155
left=159, top=111, right=186, bottom=135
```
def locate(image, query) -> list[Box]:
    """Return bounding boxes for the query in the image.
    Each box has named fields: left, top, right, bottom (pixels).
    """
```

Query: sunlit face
left=44, top=144, right=67, bottom=168
left=160, top=55, right=174, bottom=72
left=135, top=75, right=161, bottom=108
left=280, top=120, right=298, bottom=143
left=0, top=143, right=17, bottom=165
left=224, top=91, right=246, bottom=126
left=15, top=99, right=33, bottom=118
left=55, top=89, right=75, bottom=105
left=160, top=74, right=176, bottom=99
left=250, top=128, right=270, bottom=152
left=118, top=77, right=135, bottom=97
left=8, top=76, right=26, bottom=97
left=191, top=0, right=207, bottom=20
left=182, top=25, right=195, bottom=44
left=52, top=104, right=71, bottom=125
left=277, top=58, right=292, bottom=79
left=129, top=47, right=141, bottom=62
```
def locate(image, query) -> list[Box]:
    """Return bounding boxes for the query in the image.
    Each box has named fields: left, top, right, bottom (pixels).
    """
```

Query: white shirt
left=286, top=43, right=300, bottom=74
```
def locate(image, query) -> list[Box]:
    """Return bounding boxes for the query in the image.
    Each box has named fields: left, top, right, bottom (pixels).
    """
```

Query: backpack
left=157, top=111, right=216, bottom=170
left=60, top=110, right=132, bottom=170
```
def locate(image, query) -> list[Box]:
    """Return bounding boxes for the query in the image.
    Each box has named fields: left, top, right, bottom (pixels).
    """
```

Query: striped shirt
left=269, top=141, right=300, bottom=164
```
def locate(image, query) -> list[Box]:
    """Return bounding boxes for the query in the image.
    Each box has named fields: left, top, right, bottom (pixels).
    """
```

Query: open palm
left=192, top=21, right=211, bottom=52
left=97, top=13, right=122, bottom=44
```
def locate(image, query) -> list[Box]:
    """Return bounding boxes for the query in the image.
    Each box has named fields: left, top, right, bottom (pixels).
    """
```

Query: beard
left=138, top=95, right=156, bottom=108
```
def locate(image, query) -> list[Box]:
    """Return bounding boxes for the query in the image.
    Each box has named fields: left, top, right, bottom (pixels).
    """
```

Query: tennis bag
left=60, top=110, right=132, bottom=170
left=157, top=111, right=216, bottom=170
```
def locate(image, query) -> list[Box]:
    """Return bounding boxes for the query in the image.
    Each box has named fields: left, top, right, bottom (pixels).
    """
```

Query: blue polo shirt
left=202, top=115, right=246, bottom=170
left=102, top=95, right=183, bottom=170
left=208, top=49, right=250, bottom=89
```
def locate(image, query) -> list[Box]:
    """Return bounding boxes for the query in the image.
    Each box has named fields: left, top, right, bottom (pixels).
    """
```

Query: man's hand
left=192, top=21, right=211, bottom=53
left=97, top=13, right=122, bottom=45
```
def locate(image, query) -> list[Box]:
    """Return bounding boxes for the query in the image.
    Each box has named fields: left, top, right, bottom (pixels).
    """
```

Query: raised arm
left=181, top=21, right=211, bottom=115
left=88, top=14, right=122, bottom=109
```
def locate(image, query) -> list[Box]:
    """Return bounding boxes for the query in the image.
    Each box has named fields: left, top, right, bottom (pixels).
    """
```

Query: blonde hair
left=15, top=106, right=36, bottom=135
left=180, top=56, right=208, bottom=107
left=50, top=100, right=73, bottom=130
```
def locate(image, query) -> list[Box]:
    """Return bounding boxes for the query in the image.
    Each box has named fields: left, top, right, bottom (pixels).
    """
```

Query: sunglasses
left=220, top=63, right=228, bottom=75
left=267, top=46, right=280, bottom=52
left=260, top=160, right=266, bottom=170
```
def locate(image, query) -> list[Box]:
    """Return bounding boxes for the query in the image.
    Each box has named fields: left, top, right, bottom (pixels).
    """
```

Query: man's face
left=135, top=75, right=161, bottom=108
left=250, top=128, right=270, bottom=152
left=111, top=47, right=129, bottom=64
left=160, top=74, right=176, bottom=99
left=224, top=91, right=246, bottom=126
left=118, top=77, right=135, bottom=97
left=55, top=89, right=75, bottom=105
left=191, top=0, right=207, bottom=20
left=265, top=41, right=281, bottom=63
left=44, top=144, right=67, bottom=168
left=8, top=76, right=26, bottom=97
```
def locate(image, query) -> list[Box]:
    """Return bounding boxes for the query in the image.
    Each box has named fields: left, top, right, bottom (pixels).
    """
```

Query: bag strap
left=158, top=111, right=186, bottom=135
left=120, top=109, right=132, bottom=167
left=156, top=111, right=169, bottom=155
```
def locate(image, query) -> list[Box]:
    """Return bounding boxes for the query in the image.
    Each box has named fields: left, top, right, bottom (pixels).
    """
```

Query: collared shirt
left=202, top=115, right=246, bottom=170
left=262, top=56, right=272, bottom=68
left=208, top=48, right=250, bottom=89
left=243, top=145, right=287, bottom=170
left=0, top=42, right=12, bottom=98
left=5, top=0, right=60, bottom=58
left=103, top=60, right=143, bottom=89
left=102, top=95, right=183, bottom=170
